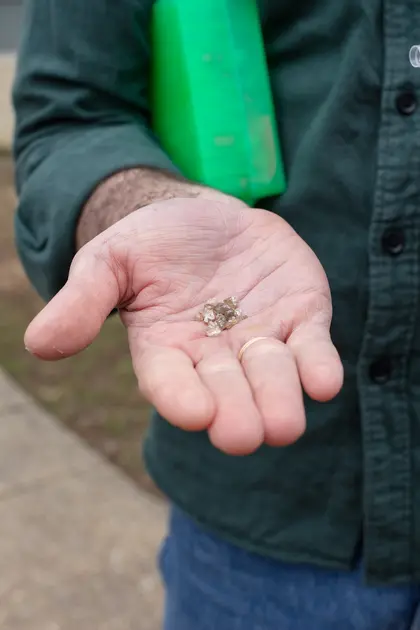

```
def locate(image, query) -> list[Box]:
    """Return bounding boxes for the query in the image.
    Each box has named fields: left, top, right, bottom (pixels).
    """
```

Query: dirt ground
left=0, top=154, right=159, bottom=496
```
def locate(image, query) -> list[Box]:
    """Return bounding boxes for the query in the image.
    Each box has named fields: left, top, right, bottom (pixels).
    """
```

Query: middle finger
left=196, top=348, right=264, bottom=455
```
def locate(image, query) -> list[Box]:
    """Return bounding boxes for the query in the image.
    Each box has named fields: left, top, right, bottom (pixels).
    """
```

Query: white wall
left=0, top=53, right=15, bottom=150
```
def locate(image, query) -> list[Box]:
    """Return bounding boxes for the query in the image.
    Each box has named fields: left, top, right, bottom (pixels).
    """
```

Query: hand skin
left=24, top=168, right=344, bottom=455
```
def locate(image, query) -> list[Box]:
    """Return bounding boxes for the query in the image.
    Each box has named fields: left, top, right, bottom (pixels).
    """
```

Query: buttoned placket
left=357, top=1, right=420, bottom=583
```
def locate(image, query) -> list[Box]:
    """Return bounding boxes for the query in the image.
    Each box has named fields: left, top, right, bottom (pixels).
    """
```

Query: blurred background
left=0, top=4, right=166, bottom=627
left=0, top=0, right=157, bottom=497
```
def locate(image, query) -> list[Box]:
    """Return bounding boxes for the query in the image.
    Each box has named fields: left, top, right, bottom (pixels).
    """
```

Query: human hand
left=25, top=197, right=343, bottom=454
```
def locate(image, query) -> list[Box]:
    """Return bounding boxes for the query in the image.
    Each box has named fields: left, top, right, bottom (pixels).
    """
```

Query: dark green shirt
left=13, top=0, right=420, bottom=585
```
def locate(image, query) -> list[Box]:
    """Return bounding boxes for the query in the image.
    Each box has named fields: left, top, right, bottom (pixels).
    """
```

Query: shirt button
left=381, top=227, right=405, bottom=256
left=369, top=357, right=392, bottom=384
left=396, top=90, right=417, bottom=115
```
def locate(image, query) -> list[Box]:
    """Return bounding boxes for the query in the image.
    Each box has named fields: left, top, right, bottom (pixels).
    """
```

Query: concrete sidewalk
left=0, top=369, right=167, bottom=630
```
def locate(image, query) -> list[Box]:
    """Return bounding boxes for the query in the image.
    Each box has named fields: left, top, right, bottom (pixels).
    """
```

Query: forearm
left=76, top=167, right=230, bottom=250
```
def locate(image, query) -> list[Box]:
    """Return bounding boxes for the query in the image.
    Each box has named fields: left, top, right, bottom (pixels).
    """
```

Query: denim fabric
left=159, top=507, right=420, bottom=630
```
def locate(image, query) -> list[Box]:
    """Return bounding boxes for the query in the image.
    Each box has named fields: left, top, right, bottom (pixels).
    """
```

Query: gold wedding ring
left=238, top=337, right=271, bottom=363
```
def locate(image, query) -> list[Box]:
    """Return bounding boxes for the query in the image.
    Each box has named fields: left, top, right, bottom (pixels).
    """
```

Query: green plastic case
left=151, top=0, right=286, bottom=205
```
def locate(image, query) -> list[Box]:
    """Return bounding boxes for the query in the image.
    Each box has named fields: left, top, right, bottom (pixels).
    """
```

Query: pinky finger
left=287, top=323, right=344, bottom=402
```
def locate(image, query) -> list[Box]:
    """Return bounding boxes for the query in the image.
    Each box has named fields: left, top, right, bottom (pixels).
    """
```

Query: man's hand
left=24, top=195, right=343, bottom=455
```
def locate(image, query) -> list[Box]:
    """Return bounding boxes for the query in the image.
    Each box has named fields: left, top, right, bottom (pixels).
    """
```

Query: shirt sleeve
left=13, top=0, right=179, bottom=302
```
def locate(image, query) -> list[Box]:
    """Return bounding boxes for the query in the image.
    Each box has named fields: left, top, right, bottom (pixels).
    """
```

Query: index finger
left=128, top=333, right=216, bottom=432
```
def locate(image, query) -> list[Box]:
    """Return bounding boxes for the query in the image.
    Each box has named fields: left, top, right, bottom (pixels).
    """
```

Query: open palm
left=25, top=197, right=343, bottom=454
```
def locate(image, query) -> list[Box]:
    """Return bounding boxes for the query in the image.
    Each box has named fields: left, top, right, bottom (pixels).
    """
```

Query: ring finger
left=236, top=336, right=306, bottom=446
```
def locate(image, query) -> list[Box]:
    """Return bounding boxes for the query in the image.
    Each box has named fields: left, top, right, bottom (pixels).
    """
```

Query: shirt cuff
left=15, top=123, right=179, bottom=302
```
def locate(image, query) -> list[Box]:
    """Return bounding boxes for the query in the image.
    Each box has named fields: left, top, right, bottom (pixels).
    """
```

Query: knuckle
left=301, top=290, right=332, bottom=325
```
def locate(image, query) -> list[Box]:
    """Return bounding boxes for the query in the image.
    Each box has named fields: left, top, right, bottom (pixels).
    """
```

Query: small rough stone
left=197, top=297, right=247, bottom=337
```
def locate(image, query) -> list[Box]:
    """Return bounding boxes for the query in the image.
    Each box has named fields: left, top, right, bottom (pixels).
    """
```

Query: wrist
left=75, top=167, right=235, bottom=251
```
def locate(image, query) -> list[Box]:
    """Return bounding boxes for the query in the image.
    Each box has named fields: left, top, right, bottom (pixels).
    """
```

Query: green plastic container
left=151, top=0, right=286, bottom=205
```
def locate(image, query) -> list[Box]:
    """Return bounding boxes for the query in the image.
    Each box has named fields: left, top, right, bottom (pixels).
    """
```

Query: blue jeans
left=159, top=507, right=420, bottom=630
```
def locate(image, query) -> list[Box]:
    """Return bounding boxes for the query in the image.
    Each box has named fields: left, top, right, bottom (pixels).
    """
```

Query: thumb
left=24, top=250, right=121, bottom=360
